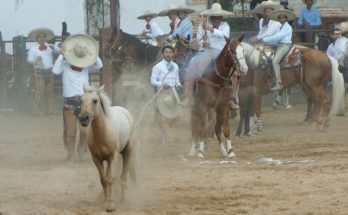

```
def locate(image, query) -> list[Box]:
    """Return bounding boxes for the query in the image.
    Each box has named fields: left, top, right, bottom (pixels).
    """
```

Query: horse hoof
left=285, top=105, right=291, bottom=110
left=197, top=152, right=204, bottom=159
left=228, top=151, right=236, bottom=159
left=106, top=208, right=115, bottom=213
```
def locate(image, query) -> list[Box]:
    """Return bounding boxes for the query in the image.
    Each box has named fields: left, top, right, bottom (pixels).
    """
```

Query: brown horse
left=78, top=85, right=136, bottom=212
left=236, top=42, right=344, bottom=135
left=189, top=35, right=248, bottom=159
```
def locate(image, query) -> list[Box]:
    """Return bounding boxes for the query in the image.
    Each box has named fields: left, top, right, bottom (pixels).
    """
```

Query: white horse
left=78, top=85, right=136, bottom=212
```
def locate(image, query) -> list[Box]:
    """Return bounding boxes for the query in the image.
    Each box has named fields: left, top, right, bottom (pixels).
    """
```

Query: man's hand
left=49, top=44, right=55, bottom=50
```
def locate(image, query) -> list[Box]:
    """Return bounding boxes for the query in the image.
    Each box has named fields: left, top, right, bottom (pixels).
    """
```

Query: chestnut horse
left=189, top=35, right=248, bottom=159
left=236, top=42, right=344, bottom=135
left=78, top=85, right=136, bottom=212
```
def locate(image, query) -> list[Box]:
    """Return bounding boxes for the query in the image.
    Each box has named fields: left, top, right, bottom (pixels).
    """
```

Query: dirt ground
left=1, top=92, right=348, bottom=215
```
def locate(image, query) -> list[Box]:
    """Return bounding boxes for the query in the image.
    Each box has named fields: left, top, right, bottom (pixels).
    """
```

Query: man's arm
left=27, top=47, right=36, bottom=64
left=263, top=24, right=292, bottom=44
left=213, top=23, right=230, bottom=38
left=297, top=9, right=305, bottom=26
left=52, top=54, right=65, bottom=75
left=150, top=65, right=162, bottom=88
left=311, top=8, right=321, bottom=27
left=88, top=57, right=103, bottom=72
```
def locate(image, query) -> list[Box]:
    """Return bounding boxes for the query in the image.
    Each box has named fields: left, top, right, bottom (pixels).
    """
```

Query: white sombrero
left=200, top=3, right=233, bottom=18
left=254, top=0, right=282, bottom=15
left=270, top=9, right=297, bottom=22
left=157, top=88, right=181, bottom=119
left=159, top=4, right=178, bottom=17
left=167, top=5, right=195, bottom=15
left=137, top=10, right=158, bottom=19
left=336, top=21, right=348, bottom=34
left=28, top=27, right=54, bottom=41
left=62, top=34, right=98, bottom=68
left=301, top=0, right=318, bottom=5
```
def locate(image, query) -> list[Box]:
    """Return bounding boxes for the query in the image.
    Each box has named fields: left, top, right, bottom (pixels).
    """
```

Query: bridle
left=214, top=41, right=244, bottom=82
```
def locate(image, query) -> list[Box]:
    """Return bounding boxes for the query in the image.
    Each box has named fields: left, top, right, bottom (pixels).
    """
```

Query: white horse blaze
left=236, top=45, right=248, bottom=75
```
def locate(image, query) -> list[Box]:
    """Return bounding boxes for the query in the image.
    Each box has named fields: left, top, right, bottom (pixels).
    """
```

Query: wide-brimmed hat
left=270, top=9, right=297, bottom=21
left=254, top=0, right=282, bottom=15
left=28, top=27, right=54, bottom=41
left=137, top=10, right=158, bottom=19
left=336, top=21, right=348, bottom=34
left=62, top=34, right=98, bottom=68
left=159, top=4, right=178, bottom=16
left=200, top=3, right=233, bottom=18
left=167, top=5, right=195, bottom=15
left=157, top=88, right=181, bottom=119
left=301, top=0, right=318, bottom=5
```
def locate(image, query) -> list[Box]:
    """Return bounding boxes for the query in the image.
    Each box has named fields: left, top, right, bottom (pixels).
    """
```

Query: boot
left=180, top=79, right=194, bottom=107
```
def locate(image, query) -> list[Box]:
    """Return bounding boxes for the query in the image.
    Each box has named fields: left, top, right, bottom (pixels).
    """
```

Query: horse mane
left=84, top=85, right=113, bottom=117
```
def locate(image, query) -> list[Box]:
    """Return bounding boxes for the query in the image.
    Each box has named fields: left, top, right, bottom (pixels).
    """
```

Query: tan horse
left=78, top=85, right=136, bottom=212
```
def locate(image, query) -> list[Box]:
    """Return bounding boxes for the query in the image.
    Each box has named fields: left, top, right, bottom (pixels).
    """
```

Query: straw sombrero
left=28, top=27, right=54, bottom=41
left=200, top=3, right=233, bottom=18
left=336, top=21, right=348, bottom=34
left=270, top=9, right=297, bottom=22
left=301, top=0, right=318, bottom=5
left=137, top=10, right=158, bottom=20
left=159, top=4, right=178, bottom=16
left=157, top=88, right=181, bottom=119
left=254, top=0, right=282, bottom=15
left=62, top=34, right=98, bottom=68
left=167, top=5, right=195, bottom=15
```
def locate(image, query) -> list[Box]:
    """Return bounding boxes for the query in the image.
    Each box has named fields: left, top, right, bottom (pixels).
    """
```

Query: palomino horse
left=190, top=35, right=248, bottom=159
left=236, top=42, right=344, bottom=135
left=78, top=85, right=136, bottom=212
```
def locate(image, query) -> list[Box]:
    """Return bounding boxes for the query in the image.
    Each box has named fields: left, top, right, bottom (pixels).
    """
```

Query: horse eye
left=80, top=99, right=83, bottom=104
left=93, top=99, right=98, bottom=104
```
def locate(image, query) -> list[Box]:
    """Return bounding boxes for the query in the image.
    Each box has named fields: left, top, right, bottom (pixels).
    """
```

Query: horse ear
left=83, top=84, right=90, bottom=92
left=238, top=34, right=244, bottom=43
left=97, top=85, right=105, bottom=94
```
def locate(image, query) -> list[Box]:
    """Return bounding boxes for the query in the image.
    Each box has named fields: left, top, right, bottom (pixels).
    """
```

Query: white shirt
left=27, top=43, right=58, bottom=69
left=151, top=59, right=181, bottom=89
left=197, top=21, right=230, bottom=51
left=326, top=36, right=348, bottom=61
left=52, top=55, right=103, bottom=97
left=256, top=19, right=281, bottom=40
left=263, top=22, right=292, bottom=46
left=146, top=20, right=165, bottom=38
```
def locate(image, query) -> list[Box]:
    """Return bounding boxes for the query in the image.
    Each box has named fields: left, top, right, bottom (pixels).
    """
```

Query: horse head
left=105, top=28, right=124, bottom=59
left=79, top=85, right=106, bottom=127
left=222, top=35, right=248, bottom=76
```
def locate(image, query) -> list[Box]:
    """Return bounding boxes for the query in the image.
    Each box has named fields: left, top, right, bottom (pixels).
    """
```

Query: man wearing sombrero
left=158, top=4, right=180, bottom=34
left=137, top=10, right=164, bottom=38
left=297, top=0, right=321, bottom=46
left=168, top=5, right=195, bottom=41
left=27, top=27, right=59, bottom=115
left=52, top=34, right=103, bottom=161
left=327, top=21, right=348, bottom=114
left=260, top=9, right=296, bottom=91
left=181, top=3, right=235, bottom=107
left=253, top=0, right=282, bottom=43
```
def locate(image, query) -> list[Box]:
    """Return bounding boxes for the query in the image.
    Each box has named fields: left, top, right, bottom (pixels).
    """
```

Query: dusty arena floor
left=1, top=99, right=348, bottom=215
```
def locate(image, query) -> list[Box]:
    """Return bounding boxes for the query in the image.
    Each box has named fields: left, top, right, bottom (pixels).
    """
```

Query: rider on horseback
left=260, top=9, right=296, bottom=91
left=158, top=4, right=180, bottom=34
left=137, top=10, right=164, bottom=39
left=181, top=3, right=234, bottom=106
left=168, top=5, right=195, bottom=41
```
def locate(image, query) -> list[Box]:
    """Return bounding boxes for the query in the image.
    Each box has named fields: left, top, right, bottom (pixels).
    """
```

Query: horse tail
left=328, top=56, right=345, bottom=119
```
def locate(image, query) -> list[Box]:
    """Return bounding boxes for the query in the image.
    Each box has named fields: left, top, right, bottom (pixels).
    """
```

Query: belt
left=64, top=96, right=81, bottom=106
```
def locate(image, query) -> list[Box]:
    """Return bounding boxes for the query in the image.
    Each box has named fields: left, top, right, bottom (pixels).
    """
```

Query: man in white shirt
left=327, top=21, right=348, bottom=113
left=261, top=9, right=295, bottom=91
left=181, top=3, right=233, bottom=106
left=151, top=45, right=181, bottom=144
left=27, top=27, right=59, bottom=115
left=252, top=0, right=282, bottom=44
left=159, top=4, right=180, bottom=34
left=137, top=11, right=164, bottom=39
left=52, top=34, right=103, bottom=161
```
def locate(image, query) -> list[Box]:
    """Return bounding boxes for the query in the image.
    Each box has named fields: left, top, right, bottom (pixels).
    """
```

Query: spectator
left=297, top=0, right=321, bottom=47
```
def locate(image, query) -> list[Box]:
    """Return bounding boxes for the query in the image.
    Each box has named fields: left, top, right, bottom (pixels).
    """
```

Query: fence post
left=99, top=28, right=113, bottom=97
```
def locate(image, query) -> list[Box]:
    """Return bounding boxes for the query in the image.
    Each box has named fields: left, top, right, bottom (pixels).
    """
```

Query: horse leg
left=215, top=106, right=227, bottom=156
left=197, top=105, right=209, bottom=159
left=304, top=96, right=313, bottom=122
left=120, top=141, right=137, bottom=203
left=244, top=93, right=254, bottom=136
left=253, top=91, right=263, bottom=132
left=91, top=156, right=107, bottom=204
left=105, top=153, right=120, bottom=212
left=189, top=106, right=198, bottom=157
left=222, top=104, right=235, bottom=158
left=312, top=86, right=328, bottom=130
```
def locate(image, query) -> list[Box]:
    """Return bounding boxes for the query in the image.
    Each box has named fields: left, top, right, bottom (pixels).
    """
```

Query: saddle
left=255, top=44, right=301, bottom=70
